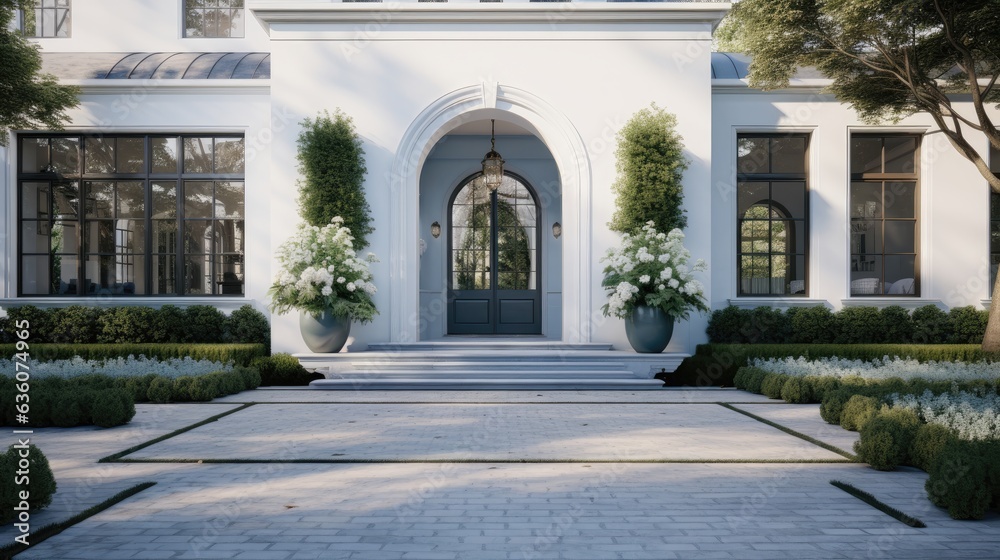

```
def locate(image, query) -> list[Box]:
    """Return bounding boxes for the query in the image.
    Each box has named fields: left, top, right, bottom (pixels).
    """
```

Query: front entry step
left=297, top=341, right=686, bottom=391
left=310, top=378, right=665, bottom=391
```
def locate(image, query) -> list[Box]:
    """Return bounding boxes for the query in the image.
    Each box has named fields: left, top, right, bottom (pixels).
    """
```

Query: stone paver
left=15, top=463, right=1000, bottom=560
left=0, top=403, right=240, bottom=545
left=4, top=390, right=999, bottom=560
left=730, top=403, right=861, bottom=455
left=213, top=388, right=776, bottom=404
left=127, top=403, right=844, bottom=461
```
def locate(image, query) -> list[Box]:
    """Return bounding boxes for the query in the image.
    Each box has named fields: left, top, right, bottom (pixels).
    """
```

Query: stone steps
left=297, top=341, right=686, bottom=391
left=309, top=378, right=664, bottom=391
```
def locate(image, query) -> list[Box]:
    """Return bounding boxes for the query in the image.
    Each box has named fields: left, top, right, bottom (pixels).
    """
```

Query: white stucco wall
left=711, top=87, right=999, bottom=313
left=26, top=0, right=270, bottom=53
left=261, top=4, right=723, bottom=354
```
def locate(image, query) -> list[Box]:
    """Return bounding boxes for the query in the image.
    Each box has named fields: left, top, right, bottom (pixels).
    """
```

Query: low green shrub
left=705, top=306, right=747, bottom=344
left=854, top=407, right=921, bottom=471
left=926, top=439, right=994, bottom=520
left=146, top=377, right=174, bottom=403
left=820, top=390, right=852, bottom=424
left=224, top=305, right=270, bottom=346
left=733, top=367, right=751, bottom=390
left=3, top=306, right=53, bottom=342
left=840, top=394, right=880, bottom=431
left=171, top=376, right=195, bottom=401
left=790, top=306, right=836, bottom=344
left=803, top=375, right=840, bottom=402
left=706, top=305, right=988, bottom=346
left=149, top=305, right=187, bottom=343
left=51, top=393, right=84, bottom=427
left=253, top=353, right=320, bottom=386
left=949, top=306, right=989, bottom=344
left=878, top=306, right=914, bottom=344
left=668, top=344, right=997, bottom=388
left=122, top=374, right=158, bottom=403
left=187, top=376, right=218, bottom=401
left=0, top=444, right=57, bottom=523
left=234, top=366, right=262, bottom=391
left=760, top=373, right=788, bottom=399
left=911, top=305, right=951, bottom=344
left=835, top=307, right=883, bottom=344
left=0, top=305, right=269, bottom=346
left=780, top=376, right=813, bottom=404
left=912, top=423, right=958, bottom=473
left=49, top=305, right=102, bottom=343
left=184, top=305, right=227, bottom=343
left=90, top=389, right=135, bottom=428
left=97, top=306, right=158, bottom=344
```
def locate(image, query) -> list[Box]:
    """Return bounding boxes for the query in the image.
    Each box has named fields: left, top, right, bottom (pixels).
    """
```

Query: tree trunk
left=984, top=273, right=1000, bottom=353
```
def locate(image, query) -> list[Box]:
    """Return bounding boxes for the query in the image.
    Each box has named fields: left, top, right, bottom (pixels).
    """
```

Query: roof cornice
left=250, top=2, right=731, bottom=32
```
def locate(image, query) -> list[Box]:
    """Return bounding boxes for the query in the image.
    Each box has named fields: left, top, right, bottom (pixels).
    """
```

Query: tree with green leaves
left=296, top=109, right=373, bottom=248
left=720, top=0, right=1000, bottom=351
left=609, top=104, right=689, bottom=236
left=0, top=0, right=79, bottom=145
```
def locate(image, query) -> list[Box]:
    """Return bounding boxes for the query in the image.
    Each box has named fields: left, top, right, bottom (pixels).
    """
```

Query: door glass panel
left=451, top=180, right=492, bottom=291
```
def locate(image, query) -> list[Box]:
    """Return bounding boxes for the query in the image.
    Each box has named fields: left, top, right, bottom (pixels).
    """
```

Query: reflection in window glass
left=450, top=175, right=538, bottom=291
left=20, top=0, right=71, bottom=38
left=850, top=134, right=920, bottom=296
left=736, top=134, right=809, bottom=296
left=18, top=135, right=244, bottom=296
left=184, top=0, right=245, bottom=38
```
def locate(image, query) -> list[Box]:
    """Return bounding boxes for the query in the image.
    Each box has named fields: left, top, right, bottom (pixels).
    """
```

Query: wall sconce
left=552, top=222, right=562, bottom=239
left=431, top=221, right=441, bottom=239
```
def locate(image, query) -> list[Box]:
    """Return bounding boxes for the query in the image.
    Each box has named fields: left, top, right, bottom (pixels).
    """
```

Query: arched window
left=737, top=134, right=809, bottom=296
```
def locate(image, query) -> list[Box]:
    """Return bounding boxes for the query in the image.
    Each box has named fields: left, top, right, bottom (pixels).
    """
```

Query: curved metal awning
left=41, top=52, right=270, bottom=80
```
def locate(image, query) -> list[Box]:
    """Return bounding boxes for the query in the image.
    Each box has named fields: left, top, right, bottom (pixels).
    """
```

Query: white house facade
left=1, top=1, right=997, bottom=369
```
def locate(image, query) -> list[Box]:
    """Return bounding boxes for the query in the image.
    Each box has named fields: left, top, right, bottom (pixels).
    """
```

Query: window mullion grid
left=766, top=181, right=775, bottom=295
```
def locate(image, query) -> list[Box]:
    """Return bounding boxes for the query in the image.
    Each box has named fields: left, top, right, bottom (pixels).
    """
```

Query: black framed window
left=991, top=144, right=999, bottom=295
left=17, top=134, right=245, bottom=297
left=736, top=134, right=809, bottom=296
left=849, top=134, right=920, bottom=296
left=20, top=0, right=70, bottom=38
left=184, top=0, right=244, bottom=38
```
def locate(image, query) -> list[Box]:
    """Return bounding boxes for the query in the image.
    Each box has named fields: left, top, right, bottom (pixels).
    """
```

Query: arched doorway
left=389, top=83, right=593, bottom=343
left=447, top=172, right=541, bottom=335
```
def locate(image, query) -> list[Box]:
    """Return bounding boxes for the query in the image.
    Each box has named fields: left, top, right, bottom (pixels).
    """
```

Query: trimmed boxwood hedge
left=734, top=361, right=1000, bottom=520
left=251, top=353, right=323, bottom=386
left=0, top=304, right=270, bottom=347
left=0, top=444, right=57, bottom=524
left=664, top=343, right=996, bottom=387
left=707, top=304, right=988, bottom=345
left=0, top=343, right=267, bottom=367
left=0, top=366, right=265, bottom=428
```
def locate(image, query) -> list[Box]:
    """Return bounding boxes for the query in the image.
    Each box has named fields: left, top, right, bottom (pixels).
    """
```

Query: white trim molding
left=0, top=297, right=259, bottom=313
left=250, top=2, right=731, bottom=40
left=388, top=82, right=593, bottom=344
left=841, top=298, right=944, bottom=309
left=728, top=298, right=830, bottom=309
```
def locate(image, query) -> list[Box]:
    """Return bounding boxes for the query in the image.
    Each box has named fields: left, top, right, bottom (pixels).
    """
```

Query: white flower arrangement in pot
left=601, top=222, right=709, bottom=352
left=268, top=217, right=378, bottom=352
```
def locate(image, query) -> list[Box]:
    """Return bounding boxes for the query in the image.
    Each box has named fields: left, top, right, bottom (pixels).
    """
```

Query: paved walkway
left=3, top=389, right=998, bottom=559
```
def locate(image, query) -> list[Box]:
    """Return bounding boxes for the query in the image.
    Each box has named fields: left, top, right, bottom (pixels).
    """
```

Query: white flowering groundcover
left=750, top=356, right=999, bottom=441
left=891, top=391, right=1000, bottom=441
left=0, top=356, right=232, bottom=379
left=751, top=356, right=1000, bottom=383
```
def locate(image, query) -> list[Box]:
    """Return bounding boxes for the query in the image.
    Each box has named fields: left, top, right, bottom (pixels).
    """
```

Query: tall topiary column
left=296, top=110, right=373, bottom=248
left=609, top=104, right=689, bottom=235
